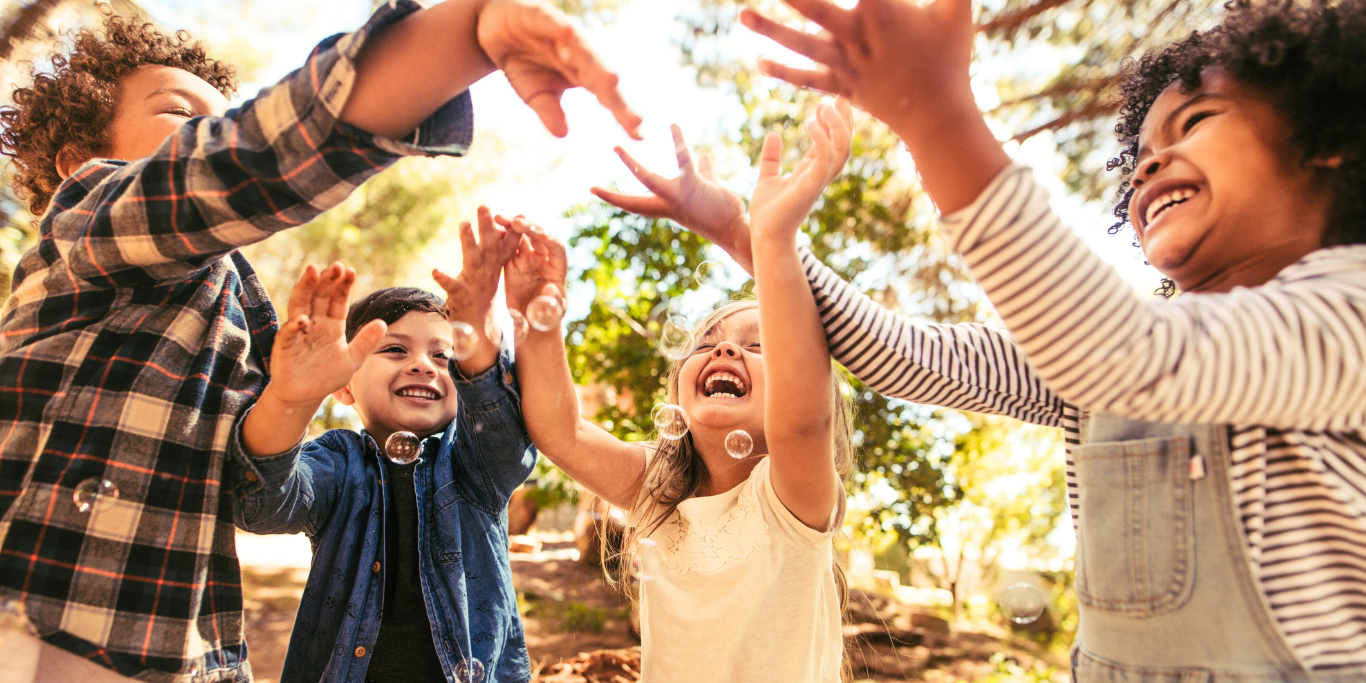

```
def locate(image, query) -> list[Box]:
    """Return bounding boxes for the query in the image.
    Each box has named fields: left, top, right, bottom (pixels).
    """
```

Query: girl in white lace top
left=506, top=101, right=859, bottom=683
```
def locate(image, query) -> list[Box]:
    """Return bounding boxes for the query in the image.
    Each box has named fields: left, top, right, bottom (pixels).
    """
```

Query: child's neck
left=693, top=436, right=764, bottom=498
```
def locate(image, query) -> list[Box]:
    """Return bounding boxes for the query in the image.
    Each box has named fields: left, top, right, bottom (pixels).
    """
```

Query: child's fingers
left=458, top=220, right=478, bottom=259
left=752, top=1, right=855, bottom=39
left=739, top=10, right=846, bottom=67
left=671, top=124, right=696, bottom=173
left=476, top=206, right=498, bottom=253
left=432, top=268, right=457, bottom=293
left=758, top=132, right=784, bottom=179
left=548, top=23, right=643, bottom=139
left=328, top=267, right=356, bottom=321
left=757, top=59, right=843, bottom=96
left=613, top=146, right=673, bottom=197
left=589, top=187, right=672, bottom=219
left=286, top=264, right=321, bottom=324
left=698, top=154, right=718, bottom=183
left=348, top=319, right=388, bottom=366
left=312, top=262, right=345, bottom=321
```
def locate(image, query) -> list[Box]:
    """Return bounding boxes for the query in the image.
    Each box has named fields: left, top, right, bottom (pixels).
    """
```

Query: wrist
left=258, top=384, right=326, bottom=419
left=724, top=214, right=756, bottom=275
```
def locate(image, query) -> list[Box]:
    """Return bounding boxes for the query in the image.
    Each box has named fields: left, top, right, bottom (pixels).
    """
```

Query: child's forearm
left=341, top=0, right=494, bottom=140
left=453, top=306, right=500, bottom=379
left=240, top=386, right=322, bottom=458
left=882, top=88, right=1012, bottom=217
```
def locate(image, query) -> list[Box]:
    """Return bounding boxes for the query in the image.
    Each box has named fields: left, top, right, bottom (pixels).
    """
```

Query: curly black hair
left=1109, top=0, right=1366, bottom=294
left=0, top=12, right=236, bottom=215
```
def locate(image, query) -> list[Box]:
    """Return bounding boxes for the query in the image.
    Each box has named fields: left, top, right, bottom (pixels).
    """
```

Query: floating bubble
left=451, top=321, right=479, bottom=361
left=454, top=657, right=486, bottom=683
left=526, top=295, right=564, bottom=333
left=694, top=260, right=723, bottom=286
left=483, top=316, right=501, bottom=347
left=725, top=430, right=753, bottom=459
left=73, top=478, right=119, bottom=513
left=508, top=309, right=530, bottom=346
left=631, top=538, right=663, bottom=582
left=999, top=583, right=1047, bottom=625
left=384, top=431, right=422, bottom=466
left=652, top=404, right=689, bottom=441
left=657, top=316, right=693, bottom=361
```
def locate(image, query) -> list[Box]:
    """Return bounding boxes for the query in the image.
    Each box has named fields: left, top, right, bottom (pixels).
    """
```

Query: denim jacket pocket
left=1074, top=436, right=1196, bottom=616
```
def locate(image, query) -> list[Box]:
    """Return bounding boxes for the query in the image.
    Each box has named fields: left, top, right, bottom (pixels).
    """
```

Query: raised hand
left=501, top=217, right=568, bottom=321
left=591, top=125, right=752, bottom=270
left=432, top=206, right=521, bottom=327
left=268, top=263, right=387, bottom=410
left=749, top=100, right=851, bottom=245
left=478, top=0, right=643, bottom=139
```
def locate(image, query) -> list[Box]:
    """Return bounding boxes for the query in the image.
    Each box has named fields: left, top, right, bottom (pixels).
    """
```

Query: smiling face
left=335, top=311, right=458, bottom=450
left=101, top=64, right=231, bottom=164
left=1127, top=68, right=1338, bottom=292
left=675, top=308, right=766, bottom=447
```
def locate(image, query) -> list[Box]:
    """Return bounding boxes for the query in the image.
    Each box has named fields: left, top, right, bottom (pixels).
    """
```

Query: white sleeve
left=940, top=165, right=1366, bottom=432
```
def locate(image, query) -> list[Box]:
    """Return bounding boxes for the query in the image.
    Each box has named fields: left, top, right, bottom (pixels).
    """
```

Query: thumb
left=347, top=319, right=387, bottom=365
left=758, top=132, right=784, bottom=179
left=526, top=91, right=569, bottom=139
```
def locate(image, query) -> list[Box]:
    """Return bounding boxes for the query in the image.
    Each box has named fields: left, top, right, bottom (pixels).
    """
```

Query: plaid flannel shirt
left=0, top=2, right=473, bottom=680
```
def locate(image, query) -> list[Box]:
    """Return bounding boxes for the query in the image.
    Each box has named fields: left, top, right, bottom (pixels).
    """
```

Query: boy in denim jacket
left=234, top=207, right=534, bottom=683
left=0, top=1, right=637, bottom=680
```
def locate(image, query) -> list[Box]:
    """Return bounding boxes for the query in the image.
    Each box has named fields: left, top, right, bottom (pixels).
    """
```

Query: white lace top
left=638, top=458, right=846, bottom=683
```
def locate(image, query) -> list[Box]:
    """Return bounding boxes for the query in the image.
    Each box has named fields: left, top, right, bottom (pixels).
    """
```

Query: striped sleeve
left=940, top=165, right=1366, bottom=432
left=800, top=249, right=1065, bottom=427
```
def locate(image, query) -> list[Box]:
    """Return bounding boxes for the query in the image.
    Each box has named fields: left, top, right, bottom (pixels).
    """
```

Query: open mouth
left=396, top=386, right=441, bottom=401
left=1145, top=187, right=1198, bottom=226
left=702, top=370, right=748, bottom=399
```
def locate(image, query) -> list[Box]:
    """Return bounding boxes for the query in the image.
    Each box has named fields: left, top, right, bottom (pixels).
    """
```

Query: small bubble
left=694, top=260, right=723, bottom=286
left=73, top=478, right=119, bottom=513
left=508, top=309, right=530, bottom=346
left=724, top=430, right=753, bottom=459
left=999, top=583, right=1047, bottom=625
left=657, top=316, right=693, bottom=361
left=483, top=317, right=501, bottom=347
left=652, top=404, right=689, bottom=440
left=384, top=432, right=421, bottom=466
left=631, top=538, right=663, bottom=582
left=526, top=295, right=564, bottom=333
left=450, top=322, right=479, bottom=361
left=454, top=657, right=486, bottom=683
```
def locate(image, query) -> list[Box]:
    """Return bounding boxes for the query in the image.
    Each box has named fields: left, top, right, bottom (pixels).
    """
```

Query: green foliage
left=526, top=456, right=582, bottom=509
left=0, top=184, right=35, bottom=309
left=560, top=601, right=611, bottom=634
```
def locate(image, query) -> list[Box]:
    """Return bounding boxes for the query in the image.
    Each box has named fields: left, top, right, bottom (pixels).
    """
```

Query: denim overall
left=1072, top=412, right=1366, bottom=682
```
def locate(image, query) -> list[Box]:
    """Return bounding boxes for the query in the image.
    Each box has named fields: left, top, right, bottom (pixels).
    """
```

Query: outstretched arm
left=241, top=264, right=386, bottom=457
left=432, top=206, right=522, bottom=378
left=501, top=219, right=647, bottom=510
left=749, top=102, right=850, bottom=531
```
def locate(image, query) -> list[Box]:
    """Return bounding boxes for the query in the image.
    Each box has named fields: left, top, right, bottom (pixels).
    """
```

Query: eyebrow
left=1136, top=92, right=1227, bottom=161
left=143, top=87, right=198, bottom=101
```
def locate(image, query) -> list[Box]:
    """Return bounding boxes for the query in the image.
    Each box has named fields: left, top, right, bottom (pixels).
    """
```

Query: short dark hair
left=345, top=287, right=445, bottom=341
left=1110, top=0, right=1366, bottom=249
left=0, top=13, right=237, bottom=215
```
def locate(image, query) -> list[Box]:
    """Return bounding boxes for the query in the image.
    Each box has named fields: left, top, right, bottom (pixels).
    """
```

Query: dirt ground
left=239, top=530, right=1067, bottom=683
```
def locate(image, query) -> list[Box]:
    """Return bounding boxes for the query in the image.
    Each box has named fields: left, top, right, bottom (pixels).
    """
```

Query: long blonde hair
left=602, top=299, right=856, bottom=597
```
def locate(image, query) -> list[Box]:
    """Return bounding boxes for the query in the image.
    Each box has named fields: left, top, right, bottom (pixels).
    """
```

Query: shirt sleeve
left=447, top=344, right=537, bottom=513
left=40, top=0, right=474, bottom=290
left=229, top=411, right=343, bottom=537
left=801, top=248, right=1065, bottom=427
left=939, top=165, right=1366, bottom=432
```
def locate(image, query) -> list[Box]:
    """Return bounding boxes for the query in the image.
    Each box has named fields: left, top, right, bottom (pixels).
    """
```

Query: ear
left=332, top=384, right=357, bottom=406
left=54, top=144, right=91, bottom=180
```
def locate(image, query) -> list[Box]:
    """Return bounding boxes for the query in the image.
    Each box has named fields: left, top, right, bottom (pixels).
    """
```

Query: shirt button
left=503, top=371, right=514, bottom=386
left=354, top=646, right=366, bottom=658
left=243, top=470, right=259, bottom=483
left=372, top=561, right=381, bottom=573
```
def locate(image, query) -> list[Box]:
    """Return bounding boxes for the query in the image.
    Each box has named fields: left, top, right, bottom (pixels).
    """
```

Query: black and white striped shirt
left=801, top=165, right=1366, bottom=669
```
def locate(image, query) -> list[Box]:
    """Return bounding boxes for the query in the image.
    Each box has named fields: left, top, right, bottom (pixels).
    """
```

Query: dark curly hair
left=0, top=13, right=237, bottom=215
left=1108, top=0, right=1366, bottom=295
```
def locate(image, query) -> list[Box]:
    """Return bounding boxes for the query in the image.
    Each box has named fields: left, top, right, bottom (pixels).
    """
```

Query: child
left=504, top=102, right=855, bottom=682
left=0, top=1, right=637, bottom=680
left=600, top=0, right=1366, bottom=678
left=233, top=208, right=534, bottom=683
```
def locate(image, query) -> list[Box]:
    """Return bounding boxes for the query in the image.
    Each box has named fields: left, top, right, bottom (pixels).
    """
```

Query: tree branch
left=977, top=0, right=1077, bottom=36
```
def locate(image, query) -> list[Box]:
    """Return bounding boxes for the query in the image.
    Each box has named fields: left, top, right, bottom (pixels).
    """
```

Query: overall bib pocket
left=1074, top=436, right=1196, bottom=616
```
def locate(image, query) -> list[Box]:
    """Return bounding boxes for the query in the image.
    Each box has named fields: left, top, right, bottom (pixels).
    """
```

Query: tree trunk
left=0, top=0, right=70, bottom=63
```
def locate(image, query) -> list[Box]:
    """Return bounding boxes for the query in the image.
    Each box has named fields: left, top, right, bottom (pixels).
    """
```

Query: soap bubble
left=508, top=309, right=530, bottom=346
left=454, top=657, right=485, bottom=683
left=451, top=321, right=479, bottom=361
left=652, top=404, right=689, bottom=440
left=384, top=431, right=422, bottom=466
left=526, top=295, right=564, bottom=333
left=694, top=260, right=723, bottom=286
left=631, top=538, right=663, bottom=582
left=657, top=316, right=693, bottom=361
left=483, top=317, right=501, bottom=347
left=999, top=583, right=1047, bottom=625
left=73, top=478, right=119, bottom=513
left=725, top=430, right=753, bottom=459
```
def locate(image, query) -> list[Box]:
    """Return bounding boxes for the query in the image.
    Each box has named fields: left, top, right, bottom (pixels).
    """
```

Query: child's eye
left=1181, top=110, right=1214, bottom=133
left=164, top=108, right=193, bottom=117
left=380, top=345, right=406, bottom=355
left=746, top=343, right=762, bottom=353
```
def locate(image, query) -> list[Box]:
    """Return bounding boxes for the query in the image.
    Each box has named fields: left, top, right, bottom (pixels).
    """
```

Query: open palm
left=269, top=264, right=385, bottom=407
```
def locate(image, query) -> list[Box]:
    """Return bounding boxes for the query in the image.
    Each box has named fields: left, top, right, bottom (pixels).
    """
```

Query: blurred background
left=0, top=0, right=1224, bottom=680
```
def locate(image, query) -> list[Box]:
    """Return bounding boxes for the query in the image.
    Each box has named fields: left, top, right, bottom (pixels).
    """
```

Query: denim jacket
left=232, top=349, right=536, bottom=683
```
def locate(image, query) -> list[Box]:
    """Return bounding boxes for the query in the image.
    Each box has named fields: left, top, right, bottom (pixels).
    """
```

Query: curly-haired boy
left=0, top=2, right=639, bottom=682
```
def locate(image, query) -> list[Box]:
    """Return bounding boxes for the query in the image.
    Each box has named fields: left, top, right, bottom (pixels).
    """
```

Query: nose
left=1131, top=156, right=1164, bottom=188
left=711, top=341, right=740, bottom=358
left=407, top=354, right=438, bottom=376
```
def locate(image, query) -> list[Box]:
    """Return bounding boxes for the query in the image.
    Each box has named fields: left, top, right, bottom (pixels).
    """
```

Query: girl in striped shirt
left=595, top=0, right=1366, bottom=678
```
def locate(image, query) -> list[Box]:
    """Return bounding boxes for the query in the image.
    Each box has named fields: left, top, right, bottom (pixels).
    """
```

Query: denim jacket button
left=372, top=561, right=381, bottom=573
left=243, top=470, right=259, bottom=483
left=503, top=371, right=514, bottom=386
left=354, top=646, right=366, bottom=658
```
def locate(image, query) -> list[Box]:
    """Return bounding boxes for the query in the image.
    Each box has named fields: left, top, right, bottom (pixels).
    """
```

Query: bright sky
left=134, top=0, right=1165, bottom=298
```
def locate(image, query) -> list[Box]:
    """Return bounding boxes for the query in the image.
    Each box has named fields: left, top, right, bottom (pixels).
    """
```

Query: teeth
left=711, top=392, right=737, bottom=399
left=398, top=387, right=439, bottom=399
left=1145, top=187, right=1196, bottom=225
left=703, top=371, right=746, bottom=397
